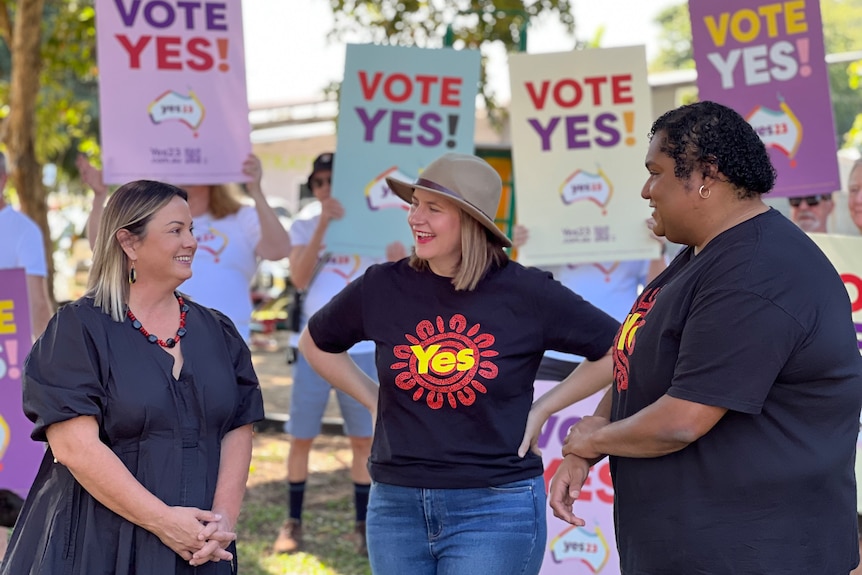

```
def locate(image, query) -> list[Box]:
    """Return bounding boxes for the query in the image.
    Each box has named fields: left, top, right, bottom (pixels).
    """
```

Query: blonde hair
left=409, top=210, right=507, bottom=291
left=208, top=184, right=243, bottom=219
left=86, top=181, right=188, bottom=321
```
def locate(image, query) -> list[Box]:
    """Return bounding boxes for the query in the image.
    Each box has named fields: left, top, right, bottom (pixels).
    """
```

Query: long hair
left=409, top=210, right=507, bottom=291
left=86, top=181, right=188, bottom=321
left=208, top=184, right=243, bottom=219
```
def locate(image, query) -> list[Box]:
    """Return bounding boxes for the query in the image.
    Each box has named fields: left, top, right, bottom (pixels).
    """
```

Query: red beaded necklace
left=126, top=293, right=189, bottom=348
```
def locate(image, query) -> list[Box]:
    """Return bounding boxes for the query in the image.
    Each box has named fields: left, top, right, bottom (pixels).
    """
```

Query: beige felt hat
left=386, top=153, right=511, bottom=247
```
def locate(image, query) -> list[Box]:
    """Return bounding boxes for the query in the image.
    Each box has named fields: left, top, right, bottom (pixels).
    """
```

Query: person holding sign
left=296, top=153, right=620, bottom=574
left=273, top=153, right=405, bottom=557
left=0, top=152, right=52, bottom=339
left=550, top=101, right=862, bottom=574
left=80, top=153, right=291, bottom=341
left=0, top=181, right=264, bottom=574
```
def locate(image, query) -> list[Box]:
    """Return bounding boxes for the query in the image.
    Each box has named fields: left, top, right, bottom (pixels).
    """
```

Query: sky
left=241, top=0, right=680, bottom=107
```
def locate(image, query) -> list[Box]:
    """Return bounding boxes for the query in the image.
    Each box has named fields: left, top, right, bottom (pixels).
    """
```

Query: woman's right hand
left=548, top=455, right=592, bottom=526
left=151, top=506, right=224, bottom=562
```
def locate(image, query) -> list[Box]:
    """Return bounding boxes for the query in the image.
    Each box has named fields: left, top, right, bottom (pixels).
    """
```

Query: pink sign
left=95, top=0, right=251, bottom=184
left=0, top=268, right=42, bottom=498
left=689, top=0, right=839, bottom=197
left=535, top=383, right=620, bottom=575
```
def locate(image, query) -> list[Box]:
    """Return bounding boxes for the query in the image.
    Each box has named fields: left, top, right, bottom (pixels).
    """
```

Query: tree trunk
left=6, top=0, right=52, bottom=304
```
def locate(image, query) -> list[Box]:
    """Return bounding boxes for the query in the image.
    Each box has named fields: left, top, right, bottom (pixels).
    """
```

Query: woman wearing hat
left=298, top=152, right=619, bottom=573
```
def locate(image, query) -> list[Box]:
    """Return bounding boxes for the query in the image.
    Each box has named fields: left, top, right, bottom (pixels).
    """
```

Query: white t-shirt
left=289, top=202, right=383, bottom=354
left=0, top=205, right=47, bottom=276
left=543, top=260, right=651, bottom=363
left=181, top=205, right=261, bottom=340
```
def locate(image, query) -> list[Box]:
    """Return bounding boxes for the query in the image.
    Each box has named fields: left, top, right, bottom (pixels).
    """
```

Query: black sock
left=289, top=481, right=306, bottom=522
left=354, top=482, right=371, bottom=523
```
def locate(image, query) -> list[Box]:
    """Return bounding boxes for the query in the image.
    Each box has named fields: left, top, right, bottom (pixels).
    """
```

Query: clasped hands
left=156, top=506, right=236, bottom=566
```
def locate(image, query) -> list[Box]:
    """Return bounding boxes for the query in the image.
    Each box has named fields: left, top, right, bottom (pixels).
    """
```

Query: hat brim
left=386, top=176, right=512, bottom=248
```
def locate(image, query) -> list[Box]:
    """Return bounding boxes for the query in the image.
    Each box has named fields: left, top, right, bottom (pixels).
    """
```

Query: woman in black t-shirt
left=299, top=152, right=620, bottom=574
left=551, top=101, right=862, bottom=575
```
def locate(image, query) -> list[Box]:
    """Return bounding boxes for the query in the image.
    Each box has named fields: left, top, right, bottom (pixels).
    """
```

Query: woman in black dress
left=0, top=181, right=264, bottom=574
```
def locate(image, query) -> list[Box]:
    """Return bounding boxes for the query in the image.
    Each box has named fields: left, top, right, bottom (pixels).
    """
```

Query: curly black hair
left=649, top=101, right=777, bottom=199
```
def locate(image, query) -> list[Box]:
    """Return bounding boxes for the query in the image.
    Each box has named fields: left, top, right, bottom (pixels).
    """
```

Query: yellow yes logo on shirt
left=410, top=344, right=475, bottom=375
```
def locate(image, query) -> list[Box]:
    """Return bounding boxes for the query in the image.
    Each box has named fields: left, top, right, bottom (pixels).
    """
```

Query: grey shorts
left=287, top=350, right=377, bottom=439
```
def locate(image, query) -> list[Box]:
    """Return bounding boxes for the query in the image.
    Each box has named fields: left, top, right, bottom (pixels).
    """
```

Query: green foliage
left=845, top=60, right=862, bottom=151
left=649, top=2, right=693, bottom=72
left=327, top=0, right=575, bottom=126
left=0, top=0, right=100, bottom=192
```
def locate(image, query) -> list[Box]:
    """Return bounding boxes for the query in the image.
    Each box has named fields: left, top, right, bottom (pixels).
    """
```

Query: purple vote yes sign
left=0, top=268, right=42, bottom=498
left=689, top=0, right=840, bottom=197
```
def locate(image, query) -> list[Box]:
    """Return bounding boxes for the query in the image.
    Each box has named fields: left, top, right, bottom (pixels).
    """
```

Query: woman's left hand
left=562, top=415, right=609, bottom=460
left=188, top=516, right=236, bottom=566
left=517, top=406, right=546, bottom=458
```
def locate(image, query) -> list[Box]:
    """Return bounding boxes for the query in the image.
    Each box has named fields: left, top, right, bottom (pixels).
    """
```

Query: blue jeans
left=366, top=476, right=547, bottom=575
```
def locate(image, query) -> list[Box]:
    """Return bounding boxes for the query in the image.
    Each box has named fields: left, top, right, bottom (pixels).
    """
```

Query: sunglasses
left=310, top=176, right=331, bottom=189
left=789, top=195, right=831, bottom=207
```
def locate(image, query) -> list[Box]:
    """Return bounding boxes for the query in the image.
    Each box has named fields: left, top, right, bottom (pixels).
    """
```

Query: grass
left=235, top=430, right=372, bottom=575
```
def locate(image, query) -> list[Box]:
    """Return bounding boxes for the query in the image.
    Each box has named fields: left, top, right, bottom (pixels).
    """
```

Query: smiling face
left=407, top=188, right=462, bottom=277
left=848, top=165, right=862, bottom=233
left=130, top=195, right=197, bottom=288
left=641, top=133, right=701, bottom=245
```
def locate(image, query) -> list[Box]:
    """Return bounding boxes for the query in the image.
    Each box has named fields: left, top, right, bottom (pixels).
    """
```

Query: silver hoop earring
left=698, top=185, right=711, bottom=199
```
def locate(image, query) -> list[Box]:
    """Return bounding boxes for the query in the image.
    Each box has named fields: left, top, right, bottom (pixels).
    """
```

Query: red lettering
left=383, top=73, right=412, bottom=103
left=596, top=462, right=614, bottom=503
left=582, top=76, right=608, bottom=105
left=116, top=34, right=152, bottom=69
left=186, top=37, right=213, bottom=71
left=415, top=74, right=439, bottom=104
left=553, top=79, right=583, bottom=108
left=156, top=36, right=182, bottom=70
left=440, top=77, right=461, bottom=107
left=528, top=75, right=636, bottom=110
left=612, top=74, right=634, bottom=104
left=359, top=71, right=383, bottom=100
left=842, top=273, right=862, bottom=313
left=525, top=80, right=550, bottom=110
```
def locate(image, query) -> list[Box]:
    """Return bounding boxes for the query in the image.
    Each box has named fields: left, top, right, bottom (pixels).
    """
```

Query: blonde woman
left=298, top=153, right=619, bottom=574
left=79, top=154, right=291, bottom=340
left=1, top=181, right=264, bottom=574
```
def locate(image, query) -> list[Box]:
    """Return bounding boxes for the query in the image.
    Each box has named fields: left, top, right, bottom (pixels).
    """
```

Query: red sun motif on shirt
left=390, top=314, right=499, bottom=410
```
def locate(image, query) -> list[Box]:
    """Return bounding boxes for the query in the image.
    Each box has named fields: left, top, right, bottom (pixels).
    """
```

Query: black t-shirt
left=309, top=259, right=619, bottom=488
left=611, top=209, right=862, bottom=574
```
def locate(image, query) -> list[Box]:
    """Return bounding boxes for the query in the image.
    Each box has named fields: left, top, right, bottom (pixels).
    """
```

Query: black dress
left=0, top=297, right=264, bottom=574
